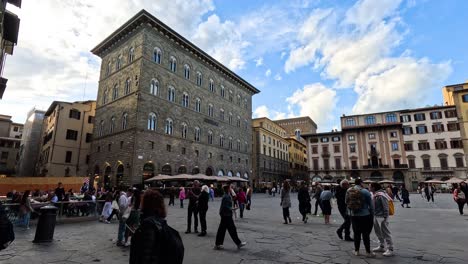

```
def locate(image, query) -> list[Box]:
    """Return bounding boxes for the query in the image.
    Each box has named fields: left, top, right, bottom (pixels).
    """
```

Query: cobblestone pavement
left=1, top=193, right=467, bottom=264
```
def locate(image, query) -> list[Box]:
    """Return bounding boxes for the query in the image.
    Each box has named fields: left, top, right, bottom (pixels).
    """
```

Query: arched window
left=295, top=129, right=301, bottom=140
left=106, top=62, right=111, bottom=76
left=237, top=94, right=241, bottom=106
left=128, top=47, right=135, bottom=63
left=150, top=79, right=159, bottom=95
left=153, top=47, right=161, bottom=64
left=184, top=64, right=190, bottom=79
left=182, top=93, right=189, bottom=108
left=228, top=112, right=233, bottom=125
left=194, top=127, right=201, bottom=142
left=208, top=131, right=213, bottom=144
left=122, top=113, right=128, bottom=130
left=98, top=120, right=105, bottom=136
left=102, top=89, right=108, bottom=105
left=244, top=98, right=248, bottom=109
left=229, top=137, right=233, bottom=149
left=168, top=86, right=175, bottom=102
left=229, top=90, right=233, bottom=102
left=125, top=78, right=131, bottom=95
left=365, top=115, right=376, bottom=125
left=169, top=56, right=177, bottom=72
left=244, top=141, right=248, bottom=152
left=209, top=79, right=214, bottom=92
left=165, top=118, right=173, bottom=135
left=116, top=55, right=122, bottom=70
left=220, top=85, right=225, bottom=97
left=219, top=134, right=224, bottom=147
left=219, top=109, right=225, bottom=120
left=181, top=122, right=187, bottom=139
left=110, top=116, right=116, bottom=133
left=148, top=112, right=157, bottom=131
left=237, top=139, right=241, bottom=151
left=196, top=71, right=202, bottom=86
left=112, top=84, right=118, bottom=100
left=236, top=116, right=241, bottom=127
left=195, top=98, right=201, bottom=112
left=244, top=119, right=248, bottom=129
left=208, top=104, right=213, bottom=117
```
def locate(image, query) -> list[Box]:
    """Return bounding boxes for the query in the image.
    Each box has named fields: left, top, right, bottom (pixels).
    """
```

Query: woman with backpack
left=370, top=182, right=394, bottom=257
left=453, top=183, right=466, bottom=215
left=130, top=189, right=184, bottom=264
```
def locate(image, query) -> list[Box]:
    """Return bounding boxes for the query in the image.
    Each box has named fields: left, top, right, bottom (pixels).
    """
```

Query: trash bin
left=33, top=205, right=58, bottom=243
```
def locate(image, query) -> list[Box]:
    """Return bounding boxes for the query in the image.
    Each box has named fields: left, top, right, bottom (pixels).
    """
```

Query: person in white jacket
left=100, top=193, right=113, bottom=222
left=370, top=182, right=394, bottom=257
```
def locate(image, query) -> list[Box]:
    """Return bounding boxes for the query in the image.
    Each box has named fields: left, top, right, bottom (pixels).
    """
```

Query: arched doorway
left=178, top=166, right=187, bottom=174
left=227, top=171, right=233, bottom=177
left=93, top=165, right=100, bottom=176
left=217, top=170, right=224, bottom=176
left=236, top=172, right=241, bottom=177
left=192, top=167, right=200, bottom=174
left=104, top=166, right=111, bottom=190
left=161, top=164, right=172, bottom=175
left=243, top=172, right=249, bottom=179
left=116, top=164, right=124, bottom=187
left=393, top=171, right=404, bottom=182
left=143, top=162, right=155, bottom=181
left=205, top=167, right=213, bottom=176
left=312, top=175, right=322, bottom=182
left=370, top=171, right=383, bottom=180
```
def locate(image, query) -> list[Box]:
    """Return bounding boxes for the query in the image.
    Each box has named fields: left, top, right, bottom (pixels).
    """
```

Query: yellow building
left=443, top=81, right=468, bottom=166
left=286, top=137, right=308, bottom=182
left=37, top=101, right=96, bottom=177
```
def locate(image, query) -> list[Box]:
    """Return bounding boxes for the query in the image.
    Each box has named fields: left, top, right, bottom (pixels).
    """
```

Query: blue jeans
left=117, top=219, right=126, bottom=242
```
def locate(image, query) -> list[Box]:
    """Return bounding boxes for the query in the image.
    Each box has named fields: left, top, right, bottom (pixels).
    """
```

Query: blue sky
left=0, top=0, right=467, bottom=132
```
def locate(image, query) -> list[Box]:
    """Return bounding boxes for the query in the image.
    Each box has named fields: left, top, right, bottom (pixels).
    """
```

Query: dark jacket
left=187, top=187, right=201, bottom=207
left=219, top=193, right=232, bottom=217
left=198, top=191, right=209, bottom=212
left=55, top=187, right=65, bottom=201
left=335, top=186, right=347, bottom=209
left=298, top=187, right=311, bottom=204
left=130, top=215, right=184, bottom=264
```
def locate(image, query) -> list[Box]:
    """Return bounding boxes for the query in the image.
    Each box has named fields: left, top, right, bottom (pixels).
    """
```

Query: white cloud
left=265, top=69, right=272, bottom=77
left=274, top=74, right=282, bottom=81
left=345, top=0, right=403, bottom=30
left=255, top=57, right=264, bottom=67
left=352, top=57, right=452, bottom=114
left=286, top=83, right=337, bottom=126
left=253, top=105, right=270, bottom=118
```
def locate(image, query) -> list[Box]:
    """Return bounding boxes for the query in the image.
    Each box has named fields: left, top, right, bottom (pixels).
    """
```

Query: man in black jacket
left=214, top=185, right=246, bottom=250
left=185, top=181, right=201, bottom=234
left=336, top=179, right=353, bottom=241
left=0, top=204, right=14, bottom=251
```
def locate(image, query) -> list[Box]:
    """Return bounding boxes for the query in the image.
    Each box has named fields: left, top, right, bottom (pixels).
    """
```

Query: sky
left=0, top=0, right=467, bottom=132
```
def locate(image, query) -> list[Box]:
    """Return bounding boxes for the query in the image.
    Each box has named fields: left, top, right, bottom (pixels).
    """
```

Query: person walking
left=336, top=180, right=353, bottom=241
left=346, top=179, right=375, bottom=258
left=460, top=182, right=468, bottom=209
left=237, top=187, right=247, bottom=218
left=280, top=181, right=292, bottom=224
left=453, top=183, right=466, bottom=215
left=401, top=185, right=411, bottom=208
left=124, top=188, right=140, bottom=247
left=179, top=187, right=186, bottom=208
left=313, top=184, right=323, bottom=216
left=246, top=185, right=253, bottom=210
left=186, top=181, right=201, bottom=234
left=130, top=189, right=184, bottom=264
left=392, top=185, right=401, bottom=202
left=106, top=191, right=120, bottom=223
left=168, top=187, right=175, bottom=206
left=320, top=185, right=333, bottom=224
left=297, top=182, right=311, bottom=223
left=116, top=190, right=130, bottom=246
left=214, top=185, right=246, bottom=250
left=209, top=185, right=215, bottom=202
left=370, top=182, right=394, bottom=257
left=18, top=190, right=34, bottom=229
left=198, top=185, right=210, bottom=237
left=99, top=192, right=113, bottom=222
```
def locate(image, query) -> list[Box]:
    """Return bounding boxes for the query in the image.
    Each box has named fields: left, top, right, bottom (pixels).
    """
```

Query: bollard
left=33, top=205, right=58, bottom=243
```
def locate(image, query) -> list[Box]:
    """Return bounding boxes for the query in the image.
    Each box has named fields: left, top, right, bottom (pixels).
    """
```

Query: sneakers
left=104, top=220, right=111, bottom=224
left=383, top=249, right=394, bottom=257
left=124, top=241, right=131, bottom=247
left=366, top=252, right=376, bottom=258
left=237, top=242, right=247, bottom=249
left=353, top=250, right=360, bottom=256
left=214, top=245, right=224, bottom=250
left=372, top=246, right=385, bottom=253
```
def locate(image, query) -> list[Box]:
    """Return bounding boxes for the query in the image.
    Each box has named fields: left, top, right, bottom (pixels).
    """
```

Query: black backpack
left=0, top=208, right=14, bottom=251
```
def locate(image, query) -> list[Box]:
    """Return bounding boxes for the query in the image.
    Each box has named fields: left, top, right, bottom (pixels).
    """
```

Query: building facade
left=36, top=101, right=96, bottom=177
left=16, top=108, right=45, bottom=176
left=274, top=116, right=317, bottom=143
left=252, top=118, right=289, bottom=188
left=0, top=0, right=21, bottom=98
left=286, top=137, right=308, bottom=182
left=0, top=114, right=22, bottom=175
left=90, top=10, right=259, bottom=189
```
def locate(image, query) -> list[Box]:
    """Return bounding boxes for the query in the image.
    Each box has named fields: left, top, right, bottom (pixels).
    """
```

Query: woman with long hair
left=280, top=181, right=292, bottom=224
left=130, top=189, right=184, bottom=264
left=19, top=190, right=34, bottom=229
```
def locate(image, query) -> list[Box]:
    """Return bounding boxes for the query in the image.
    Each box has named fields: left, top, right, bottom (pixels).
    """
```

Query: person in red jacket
left=237, top=187, right=247, bottom=218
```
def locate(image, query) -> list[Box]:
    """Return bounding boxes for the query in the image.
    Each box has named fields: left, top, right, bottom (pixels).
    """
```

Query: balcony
left=368, top=149, right=380, bottom=157
left=321, top=151, right=330, bottom=158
